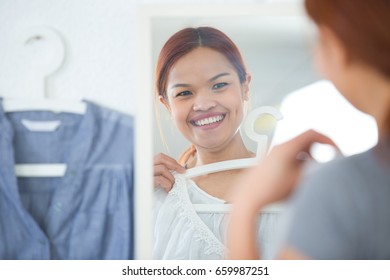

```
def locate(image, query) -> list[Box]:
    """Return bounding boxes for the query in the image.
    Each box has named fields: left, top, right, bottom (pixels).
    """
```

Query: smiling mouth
left=191, top=114, right=225, bottom=127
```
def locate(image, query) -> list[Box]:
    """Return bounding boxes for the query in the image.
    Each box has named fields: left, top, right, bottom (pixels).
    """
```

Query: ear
left=242, top=73, right=251, bottom=101
left=159, top=95, right=171, bottom=112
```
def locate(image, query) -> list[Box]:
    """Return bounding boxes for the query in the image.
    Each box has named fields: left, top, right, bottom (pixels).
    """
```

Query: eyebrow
left=170, top=83, right=191, bottom=89
left=170, top=72, right=231, bottom=90
left=209, top=72, right=231, bottom=82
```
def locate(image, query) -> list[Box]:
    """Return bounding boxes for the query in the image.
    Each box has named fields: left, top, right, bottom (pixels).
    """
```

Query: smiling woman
left=152, top=27, right=280, bottom=260
left=154, top=27, right=253, bottom=193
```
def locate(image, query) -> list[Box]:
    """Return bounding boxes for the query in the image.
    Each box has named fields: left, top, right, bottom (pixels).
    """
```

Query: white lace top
left=153, top=174, right=282, bottom=259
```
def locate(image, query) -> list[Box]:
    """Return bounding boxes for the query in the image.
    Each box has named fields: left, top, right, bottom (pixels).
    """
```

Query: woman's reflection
left=153, top=27, right=279, bottom=259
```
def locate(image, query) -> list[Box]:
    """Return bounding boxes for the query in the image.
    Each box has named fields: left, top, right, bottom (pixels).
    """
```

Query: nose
left=192, top=92, right=217, bottom=111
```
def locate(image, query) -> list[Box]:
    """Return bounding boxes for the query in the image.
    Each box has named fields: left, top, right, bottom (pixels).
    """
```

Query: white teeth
left=194, top=115, right=224, bottom=126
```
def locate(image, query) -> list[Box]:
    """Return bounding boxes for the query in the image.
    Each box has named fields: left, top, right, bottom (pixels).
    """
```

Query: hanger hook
left=244, top=106, right=283, bottom=158
left=25, top=35, right=43, bottom=44
left=23, top=27, right=65, bottom=77
left=21, top=26, right=65, bottom=99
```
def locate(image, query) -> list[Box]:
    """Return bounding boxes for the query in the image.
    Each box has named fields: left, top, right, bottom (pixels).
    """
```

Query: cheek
left=170, top=104, right=188, bottom=127
left=228, top=90, right=245, bottom=121
left=170, top=110, right=181, bottom=124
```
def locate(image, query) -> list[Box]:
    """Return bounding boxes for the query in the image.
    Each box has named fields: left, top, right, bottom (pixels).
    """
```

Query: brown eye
left=176, top=90, right=192, bottom=97
left=212, top=82, right=228, bottom=90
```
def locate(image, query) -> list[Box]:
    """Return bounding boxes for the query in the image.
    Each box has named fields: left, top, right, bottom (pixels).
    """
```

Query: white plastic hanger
left=15, top=164, right=67, bottom=178
left=185, top=106, right=284, bottom=213
left=2, top=27, right=86, bottom=115
left=3, top=99, right=87, bottom=115
left=4, top=27, right=85, bottom=177
left=193, top=202, right=285, bottom=214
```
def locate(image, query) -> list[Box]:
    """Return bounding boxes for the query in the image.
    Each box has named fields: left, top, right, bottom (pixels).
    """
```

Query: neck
left=348, top=64, right=390, bottom=140
left=193, top=132, right=253, bottom=167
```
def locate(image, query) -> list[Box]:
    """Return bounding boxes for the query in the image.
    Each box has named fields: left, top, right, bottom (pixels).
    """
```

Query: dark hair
left=155, top=27, right=247, bottom=100
left=305, top=0, right=390, bottom=78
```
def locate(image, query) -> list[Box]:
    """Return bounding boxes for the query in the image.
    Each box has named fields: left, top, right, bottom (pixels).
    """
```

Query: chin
left=196, top=140, right=229, bottom=151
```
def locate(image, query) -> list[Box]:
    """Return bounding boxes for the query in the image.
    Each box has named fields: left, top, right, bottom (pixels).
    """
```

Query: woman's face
left=162, top=47, right=249, bottom=152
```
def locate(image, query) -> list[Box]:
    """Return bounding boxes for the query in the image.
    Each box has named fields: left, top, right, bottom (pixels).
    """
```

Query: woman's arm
left=228, top=130, right=337, bottom=259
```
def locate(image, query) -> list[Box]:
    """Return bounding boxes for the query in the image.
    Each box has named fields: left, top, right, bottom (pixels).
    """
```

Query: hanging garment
left=153, top=174, right=281, bottom=259
left=0, top=99, right=134, bottom=259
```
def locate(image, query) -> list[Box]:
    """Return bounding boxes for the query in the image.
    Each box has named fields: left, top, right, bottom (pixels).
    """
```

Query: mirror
left=140, top=2, right=378, bottom=260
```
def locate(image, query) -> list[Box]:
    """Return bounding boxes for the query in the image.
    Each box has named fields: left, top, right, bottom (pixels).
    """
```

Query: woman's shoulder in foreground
left=299, top=148, right=386, bottom=192
left=287, top=147, right=389, bottom=218
left=279, top=147, right=390, bottom=259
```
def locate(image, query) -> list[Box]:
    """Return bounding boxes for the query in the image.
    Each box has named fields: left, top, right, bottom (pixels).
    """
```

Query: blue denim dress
left=0, top=100, right=134, bottom=259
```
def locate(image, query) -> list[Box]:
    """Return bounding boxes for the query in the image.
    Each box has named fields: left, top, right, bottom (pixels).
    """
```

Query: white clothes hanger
left=15, top=164, right=67, bottom=178
left=193, top=203, right=285, bottom=214
left=4, top=99, right=87, bottom=115
left=2, top=27, right=86, bottom=115
left=183, top=106, right=284, bottom=213
left=4, top=26, right=85, bottom=177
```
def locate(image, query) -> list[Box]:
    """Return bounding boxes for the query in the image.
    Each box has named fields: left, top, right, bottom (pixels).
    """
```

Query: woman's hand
left=234, top=130, right=339, bottom=212
left=154, top=153, right=186, bottom=192
left=228, top=130, right=339, bottom=259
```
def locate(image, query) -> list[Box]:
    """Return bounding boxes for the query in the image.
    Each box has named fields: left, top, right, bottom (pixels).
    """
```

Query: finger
left=154, top=175, right=174, bottom=192
left=154, top=153, right=186, bottom=173
left=154, top=164, right=175, bottom=183
left=290, top=130, right=338, bottom=155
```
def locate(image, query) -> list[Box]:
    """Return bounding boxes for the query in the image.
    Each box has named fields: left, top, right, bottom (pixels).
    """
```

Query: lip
left=189, top=112, right=226, bottom=130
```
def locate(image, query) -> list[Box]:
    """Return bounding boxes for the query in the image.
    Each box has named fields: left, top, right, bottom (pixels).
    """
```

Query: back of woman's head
left=305, top=0, right=390, bottom=79
left=155, top=27, right=247, bottom=100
